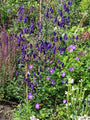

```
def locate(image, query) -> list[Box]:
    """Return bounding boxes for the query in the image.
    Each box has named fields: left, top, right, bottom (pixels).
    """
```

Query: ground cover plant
left=0, top=0, right=90, bottom=120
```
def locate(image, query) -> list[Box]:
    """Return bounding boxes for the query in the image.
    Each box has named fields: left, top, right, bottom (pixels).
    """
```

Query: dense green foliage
left=0, top=0, right=90, bottom=120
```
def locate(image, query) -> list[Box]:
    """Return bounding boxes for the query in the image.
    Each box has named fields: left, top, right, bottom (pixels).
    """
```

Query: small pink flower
left=28, top=93, right=33, bottom=100
left=50, top=60, right=53, bottom=64
left=28, top=65, right=33, bottom=69
left=75, top=56, right=80, bottom=61
left=35, top=103, right=39, bottom=109
left=63, top=99, right=67, bottom=104
left=62, top=72, right=65, bottom=77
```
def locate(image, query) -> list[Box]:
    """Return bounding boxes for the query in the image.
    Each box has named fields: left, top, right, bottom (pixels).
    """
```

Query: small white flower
left=72, top=86, right=75, bottom=91
left=84, top=88, right=87, bottom=91
left=54, top=27, right=57, bottom=31
left=65, top=91, right=68, bottom=94
left=68, top=78, right=74, bottom=84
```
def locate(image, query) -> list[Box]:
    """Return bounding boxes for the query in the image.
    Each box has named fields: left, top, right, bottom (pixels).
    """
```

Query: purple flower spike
left=35, top=103, right=39, bottom=109
left=28, top=93, right=33, bottom=100
left=18, top=16, right=22, bottom=22
left=69, top=67, right=74, bottom=71
left=63, top=99, right=67, bottom=104
left=51, top=80, right=55, bottom=85
left=62, top=72, right=65, bottom=77
left=46, top=76, right=51, bottom=80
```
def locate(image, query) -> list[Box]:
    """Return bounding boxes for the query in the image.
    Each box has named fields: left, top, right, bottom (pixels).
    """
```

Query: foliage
left=0, top=0, right=90, bottom=120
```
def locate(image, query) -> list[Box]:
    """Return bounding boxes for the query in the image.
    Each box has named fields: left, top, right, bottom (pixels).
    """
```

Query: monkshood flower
left=28, top=93, right=33, bottom=100
left=57, top=59, right=60, bottom=63
left=75, top=56, right=80, bottom=60
left=18, top=16, right=22, bottom=22
left=65, top=6, right=69, bottom=13
left=63, top=99, right=67, bottom=104
left=46, top=76, right=51, bottom=80
left=62, top=80, right=67, bottom=84
left=54, top=16, right=57, bottom=23
left=68, top=1, right=72, bottom=5
left=51, top=80, right=55, bottom=85
left=64, top=33, right=67, bottom=40
left=66, top=16, right=70, bottom=25
left=60, top=10, right=63, bottom=17
left=45, top=9, right=49, bottom=18
left=52, top=45, right=56, bottom=54
left=35, top=103, right=39, bottom=109
left=57, top=9, right=60, bottom=12
left=19, top=6, right=23, bottom=10
left=50, top=7, right=53, bottom=13
left=60, top=36, right=62, bottom=41
left=76, top=36, right=78, bottom=40
left=16, top=72, right=18, bottom=76
left=62, top=72, right=65, bottom=77
left=30, top=23, right=34, bottom=32
left=69, top=67, right=74, bottom=71
left=54, top=32, right=56, bottom=36
left=14, top=33, right=17, bottom=38
left=63, top=3, right=66, bottom=10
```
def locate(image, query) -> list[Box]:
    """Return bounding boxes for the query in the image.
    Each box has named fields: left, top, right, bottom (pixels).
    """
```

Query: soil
left=0, top=101, right=18, bottom=120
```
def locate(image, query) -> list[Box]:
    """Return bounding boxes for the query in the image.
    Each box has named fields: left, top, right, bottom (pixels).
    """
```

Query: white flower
left=54, top=27, right=57, bottom=31
left=72, top=86, right=76, bottom=91
left=68, top=78, right=74, bottom=84
left=30, top=115, right=39, bottom=120
left=65, top=91, right=68, bottom=94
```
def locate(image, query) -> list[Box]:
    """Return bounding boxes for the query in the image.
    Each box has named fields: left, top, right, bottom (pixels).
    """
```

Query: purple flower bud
left=54, top=32, right=56, bottom=36
left=19, top=6, right=23, bottom=10
left=54, top=16, right=57, bottom=23
left=68, top=1, right=72, bottom=5
left=30, top=44, right=33, bottom=49
left=60, top=10, right=63, bottom=17
left=16, top=72, right=18, bottom=76
left=14, top=33, right=17, bottom=38
left=18, top=16, right=22, bottom=22
left=76, top=36, right=78, bottom=40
